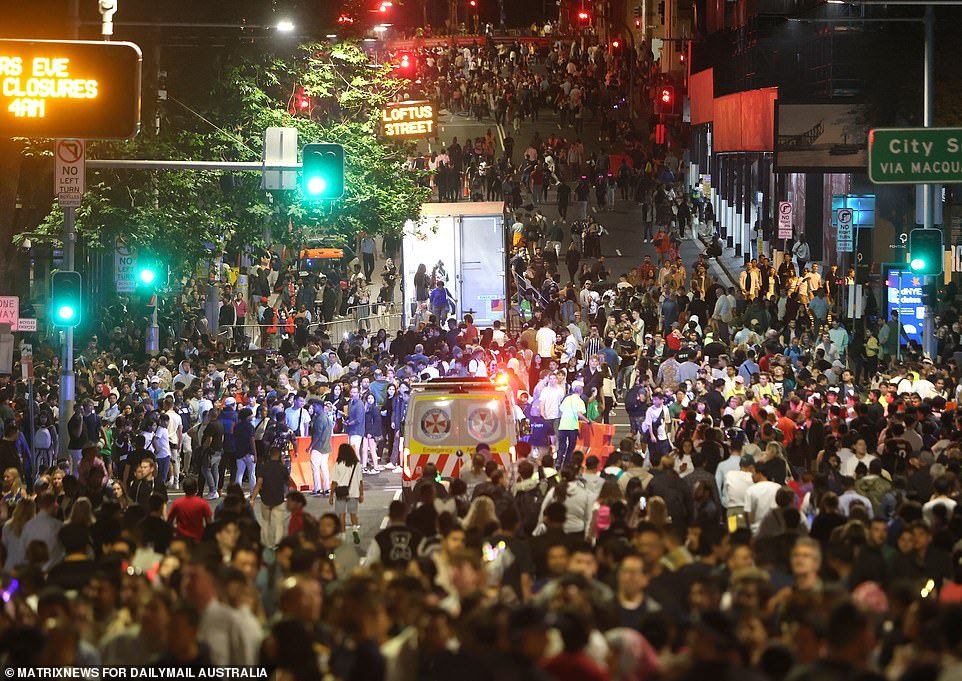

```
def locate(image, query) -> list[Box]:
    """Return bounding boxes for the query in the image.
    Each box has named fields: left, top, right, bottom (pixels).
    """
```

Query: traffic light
left=611, top=39, right=621, bottom=50
left=909, top=228, right=943, bottom=276
left=396, top=52, right=413, bottom=73
left=577, top=10, right=590, bottom=22
left=679, top=52, right=685, bottom=63
left=658, top=1, right=665, bottom=16
left=655, top=85, right=675, bottom=114
left=290, top=87, right=310, bottom=116
left=469, top=0, right=477, bottom=7
left=302, top=143, right=345, bottom=200
left=135, top=256, right=168, bottom=290
left=633, top=4, right=641, bottom=17
left=922, top=283, right=938, bottom=307
left=635, top=18, right=641, bottom=27
left=379, top=1, right=393, bottom=12
left=50, top=271, right=82, bottom=327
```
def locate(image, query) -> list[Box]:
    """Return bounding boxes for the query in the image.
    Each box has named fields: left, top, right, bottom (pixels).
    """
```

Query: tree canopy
left=30, top=40, right=429, bottom=277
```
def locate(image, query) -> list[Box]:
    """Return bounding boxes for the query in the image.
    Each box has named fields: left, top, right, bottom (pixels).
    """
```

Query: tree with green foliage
left=25, top=40, right=428, bottom=281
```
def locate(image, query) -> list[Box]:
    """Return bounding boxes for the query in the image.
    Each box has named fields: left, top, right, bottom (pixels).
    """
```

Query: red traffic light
left=400, top=52, right=411, bottom=67
left=577, top=10, right=590, bottom=21
left=656, top=85, right=675, bottom=114
left=337, top=13, right=355, bottom=24
left=379, top=1, right=393, bottom=12
left=291, top=86, right=310, bottom=114
left=635, top=18, right=641, bottom=27
left=469, top=0, right=477, bottom=6
left=679, top=53, right=686, bottom=62
left=611, top=39, right=621, bottom=49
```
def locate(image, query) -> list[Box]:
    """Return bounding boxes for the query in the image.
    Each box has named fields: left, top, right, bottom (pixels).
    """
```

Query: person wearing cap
left=147, top=376, right=164, bottom=409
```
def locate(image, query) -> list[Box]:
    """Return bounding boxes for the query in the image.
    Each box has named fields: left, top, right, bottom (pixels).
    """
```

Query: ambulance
left=401, top=377, right=522, bottom=488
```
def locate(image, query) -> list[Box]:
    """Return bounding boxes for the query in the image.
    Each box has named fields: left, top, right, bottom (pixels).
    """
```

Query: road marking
left=496, top=123, right=506, bottom=153
left=379, top=489, right=403, bottom=529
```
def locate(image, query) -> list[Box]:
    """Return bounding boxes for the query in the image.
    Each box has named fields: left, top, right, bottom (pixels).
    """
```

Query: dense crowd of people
left=3, top=29, right=962, bottom=681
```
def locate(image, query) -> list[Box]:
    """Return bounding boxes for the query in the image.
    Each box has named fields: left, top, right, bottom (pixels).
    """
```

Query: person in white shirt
left=536, top=322, right=558, bottom=358
left=164, top=399, right=183, bottom=490
left=491, top=320, right=508, bottom=346
left=744, top=468, right=782, bottom=535
left=284, top=394, right=311, bottom=437
left=561, top=329, right=579, bottom=364
left=839, top=438, right=876, bottom=478
left=922, top=475, right=958, bottom=527
left=538, top=373, right=566, bottom=447
left=723, top=455, right=757, bottom=513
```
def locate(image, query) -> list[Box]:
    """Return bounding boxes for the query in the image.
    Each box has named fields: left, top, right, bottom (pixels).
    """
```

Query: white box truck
left=401, top=202, right=508, bottom=327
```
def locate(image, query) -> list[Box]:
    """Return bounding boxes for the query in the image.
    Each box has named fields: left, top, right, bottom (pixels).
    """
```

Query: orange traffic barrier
left=575, top=422, right=616, bottom=459
left=289, top=434, right=349, bottom=491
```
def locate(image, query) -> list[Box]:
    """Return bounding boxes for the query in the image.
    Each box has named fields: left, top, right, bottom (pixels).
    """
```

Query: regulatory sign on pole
left=114, top=237, right=136, bottom=293
left=0, top=297, right=19, bottom=330
left=778, top=201, right=793, bottom=239
left=55, top=139, right=85, bottom=208
left=836, top=207, right=854, bottom=252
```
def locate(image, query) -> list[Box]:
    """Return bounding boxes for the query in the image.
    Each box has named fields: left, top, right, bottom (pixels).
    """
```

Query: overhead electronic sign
left=380, top=100, right=436, bottom=139
left=0, top=39, right=142, bottom=139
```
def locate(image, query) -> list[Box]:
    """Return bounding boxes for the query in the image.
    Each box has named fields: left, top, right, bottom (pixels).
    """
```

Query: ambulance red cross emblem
left=467, top=407, right=498, bottom=441
left=420, top=408, right=450, bottom=440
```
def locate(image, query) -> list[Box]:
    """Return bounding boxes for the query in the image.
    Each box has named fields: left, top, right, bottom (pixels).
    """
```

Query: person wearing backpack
left=641, top=391, right=672, bottom=458
left=512, top=460, right=545, bottom=537
left=34, top=412, right=57, bottom=473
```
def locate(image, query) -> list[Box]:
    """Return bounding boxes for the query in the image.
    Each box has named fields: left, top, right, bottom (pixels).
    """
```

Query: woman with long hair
left=109, top=479, right=131, bottom=510
left=2, top=497, right=35, bottom=570
left=1, top=468, right=24, bottom=506
left=329, top=443, right=363, bottom=543
left=462, top=496, right=500, bottom=540
left=645, top=496, right=670, bottom=530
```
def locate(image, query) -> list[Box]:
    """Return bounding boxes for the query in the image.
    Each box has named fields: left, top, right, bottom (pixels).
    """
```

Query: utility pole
left=922, top=2, right=936, bottom=360
left=58, top=207, right=75, bottom=462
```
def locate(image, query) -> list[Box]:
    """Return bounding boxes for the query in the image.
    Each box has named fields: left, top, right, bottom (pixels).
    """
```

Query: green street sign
left=868, top=127, right=962, bottom=184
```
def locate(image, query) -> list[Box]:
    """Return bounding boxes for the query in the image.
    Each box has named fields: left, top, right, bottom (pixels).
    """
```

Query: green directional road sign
left=868, top=127, right=962, bottom=184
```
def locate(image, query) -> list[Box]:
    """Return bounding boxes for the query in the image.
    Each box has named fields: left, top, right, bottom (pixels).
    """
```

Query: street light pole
left=922, top=2, right=936, bottom=359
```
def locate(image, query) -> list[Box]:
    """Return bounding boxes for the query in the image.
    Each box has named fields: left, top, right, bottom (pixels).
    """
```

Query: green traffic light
left=50, top=270, right=82, bottom=327
left=911, top=258, right=926, bottom=271
left=139, top=268, right=156, bottom=284
left=301, top=143, right=345, bottom=200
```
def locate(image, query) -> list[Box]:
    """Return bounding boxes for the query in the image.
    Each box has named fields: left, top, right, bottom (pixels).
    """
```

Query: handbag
left=335, top=464, right=357, bottom=499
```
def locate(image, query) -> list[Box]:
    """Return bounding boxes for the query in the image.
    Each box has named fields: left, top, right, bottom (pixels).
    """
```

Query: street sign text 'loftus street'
left=0, top=39, right=142, bottom=139
left=869, top=127, right=962, bottom=184
left=380, top=101, right=436, bottom=138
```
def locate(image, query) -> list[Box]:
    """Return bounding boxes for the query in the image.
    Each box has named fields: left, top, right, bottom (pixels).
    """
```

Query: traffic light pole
left=922, top=3, right=936, bottom=360
left=58, top=206, right=76, bottom=461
